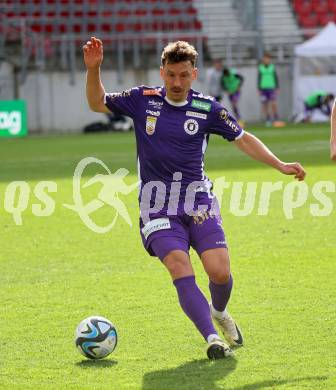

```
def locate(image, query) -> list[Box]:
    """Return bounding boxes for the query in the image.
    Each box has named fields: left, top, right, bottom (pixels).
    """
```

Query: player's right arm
left=83, top=37, right=110, bottom=113
left=331, top=99, right=336, bottom=161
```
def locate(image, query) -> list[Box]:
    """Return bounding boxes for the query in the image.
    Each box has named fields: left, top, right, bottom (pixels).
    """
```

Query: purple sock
left=173, top=275, right=217, bottom=341
left=209, top=274, right=233, bottom=312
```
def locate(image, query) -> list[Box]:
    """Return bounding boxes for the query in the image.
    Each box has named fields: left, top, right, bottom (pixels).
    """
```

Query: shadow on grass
left=232, top=375, right=329, bottom=390
left=143, top=358, right=328, bottom=390
left=142, top=358, right=237, bottom=390
left=75, top=359, right=118, bottom=369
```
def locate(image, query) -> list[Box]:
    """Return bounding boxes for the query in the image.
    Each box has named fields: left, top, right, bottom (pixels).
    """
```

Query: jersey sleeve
left=104, top=87, right=141, bottom=118
left=207, top=102, right=244, bottom=142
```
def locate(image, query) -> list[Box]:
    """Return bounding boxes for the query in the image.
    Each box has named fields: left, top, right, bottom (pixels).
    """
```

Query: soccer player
left=207, top=59, right=223, bottom=102
left=302, top=91, right=334, bottom=123
left=83, top=37, right=306, bottom=360
left=221, top=67, right=244, bottom=125
left=258, top=52, right=283, bottom=127
left=331, top=98, right=336, bottom=161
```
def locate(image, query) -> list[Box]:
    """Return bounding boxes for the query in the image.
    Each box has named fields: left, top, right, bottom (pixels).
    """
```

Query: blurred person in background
left=258, top=52, right=284, bottom=127
left=221, top=67, right=244, bottom=127
left=331, top=98, right=336, bottom=161
left=303, top=91, right=334, bottom=123
left=294, top=91, right=334, bottom=123
left=207, top=59, right=223, bottom=102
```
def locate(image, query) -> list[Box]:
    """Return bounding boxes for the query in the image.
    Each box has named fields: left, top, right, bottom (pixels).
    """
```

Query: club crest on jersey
left=184, top=119, right=199, bottom=135
left=146, top=116, right=157, bottom=135
left=219, top=108, right=228, bottom=120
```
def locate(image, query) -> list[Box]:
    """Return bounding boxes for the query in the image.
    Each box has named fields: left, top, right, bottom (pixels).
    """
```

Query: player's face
left=160, top=61, right=197, bottom=103
left=263, top=56, right=271, bottom=65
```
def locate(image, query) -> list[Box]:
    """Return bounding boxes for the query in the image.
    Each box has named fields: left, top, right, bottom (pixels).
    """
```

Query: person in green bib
left=331, top=98, right=336, bottom=161
left=258, top=52, right=281, bottom=126
left=221, top=67, right=244, bottom=124
left=303, top=91, right=334, bottom=123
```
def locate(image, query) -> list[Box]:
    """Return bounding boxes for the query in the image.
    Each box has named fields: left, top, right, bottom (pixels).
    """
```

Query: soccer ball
left=75, top=316, right=117, bottom=359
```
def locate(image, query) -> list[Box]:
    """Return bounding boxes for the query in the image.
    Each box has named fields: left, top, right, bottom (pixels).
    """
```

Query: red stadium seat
left=31, top=24, right=42, bottom=32
left=115, top=23, right=126, bottom=33
left=193, top=19, right=202, bottom=30
left=328, top=0, right=336, bottom=13
left=317, top=12, right=335, bottom=25
left=295, top=1, right=313, bottom=17
left=102, top=23, right=112, bottom=32
left=313, top=0, right=329, bottom=14
left=299, top=13, right=319, bottom=27
left=186, top=6, right=197, bottom=16
left=87, top=23, right=96, bottom=32
left=45, top=24, right=54, bottom=33
left=168, top=8, right=181, bottom=16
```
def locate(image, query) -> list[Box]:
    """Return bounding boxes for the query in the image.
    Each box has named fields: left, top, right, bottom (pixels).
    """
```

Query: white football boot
left=206, top=338, right=234, bottom=360
left=210, top=303, right=244, bottom=347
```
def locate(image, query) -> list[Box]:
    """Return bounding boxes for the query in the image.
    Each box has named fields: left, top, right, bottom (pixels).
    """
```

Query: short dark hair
left=223, top=67, right=229, bottom=76
left=161, top=41, right=198, bottom=67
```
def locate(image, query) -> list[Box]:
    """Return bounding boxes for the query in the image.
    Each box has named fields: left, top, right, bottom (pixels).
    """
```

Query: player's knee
left=163, top=251, right=193, bottom=279
left=209, top=267, right=230, bottom=284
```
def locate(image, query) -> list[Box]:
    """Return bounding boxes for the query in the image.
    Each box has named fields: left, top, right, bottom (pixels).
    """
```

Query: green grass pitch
left=0, top=123, right=335, bottom=389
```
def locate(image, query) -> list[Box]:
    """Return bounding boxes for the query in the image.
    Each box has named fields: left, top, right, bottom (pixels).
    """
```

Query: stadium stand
left=291, top=0, right=336, bottom=28
left=2, top=0, right=203, bottom=36
left=259, top=0, right=302, bottom=58
left=0, top=0, right=333, bottom=83
left=0, top=0, right=206, bottom=82
left=193, top=0, right=245, bottom=61
left=194, top=0, right=303, bottom=63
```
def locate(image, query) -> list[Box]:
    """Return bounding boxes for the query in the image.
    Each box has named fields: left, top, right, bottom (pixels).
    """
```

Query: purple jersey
left=104, top=86, right=244, bottom=219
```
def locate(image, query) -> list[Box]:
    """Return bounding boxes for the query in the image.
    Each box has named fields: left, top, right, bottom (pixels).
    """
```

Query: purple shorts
left=140, top=210, right=227, bottom=261
left=260, top=89, right=277, bottom=103
left=229, top=91, right=241, bottom=103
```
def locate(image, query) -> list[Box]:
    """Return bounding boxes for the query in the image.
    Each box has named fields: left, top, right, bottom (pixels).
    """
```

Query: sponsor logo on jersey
left=226, top=118, right=240, bottom=132
left=145, top=116, right=157, bottom=135
left=141, top=218, right=171, bottom=239
left=191, top=99, right=211, bottom=112
left=109, top=88, right=133, bottom=99
left=143, top=89, right=161, bottom=96
left=148, top=99, right=164, bottom=110
left=186, top=111, right=207, bottom=120
left=184, top=119, right=199, bottom=135
left=146, top=109, right=160, bottom=117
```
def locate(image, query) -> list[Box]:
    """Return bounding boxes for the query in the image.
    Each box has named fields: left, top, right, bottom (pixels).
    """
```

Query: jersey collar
left=162, top=87, right=191, bottom=107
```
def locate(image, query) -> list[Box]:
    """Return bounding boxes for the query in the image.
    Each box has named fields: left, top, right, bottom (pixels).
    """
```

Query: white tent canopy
left=295, top=22, right=336, bottom=57
left=293, top=22, right=336, bottom=120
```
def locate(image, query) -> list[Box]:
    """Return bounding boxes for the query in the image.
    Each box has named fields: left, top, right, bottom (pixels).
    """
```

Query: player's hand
left=278, top=162, right=306, bottom=181
left=83, top=37, right=103, bottom=69
left=331, top=140, right=336, bottom=161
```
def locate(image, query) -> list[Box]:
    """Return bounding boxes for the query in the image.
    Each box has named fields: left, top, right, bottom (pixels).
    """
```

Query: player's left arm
left=234, top=131, right=306, bottom=181
left=331, top=99, right=336, bottom=161
left=236, top=74, right=244, bottom=86
left=274, top=68, right=279, bottom=90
